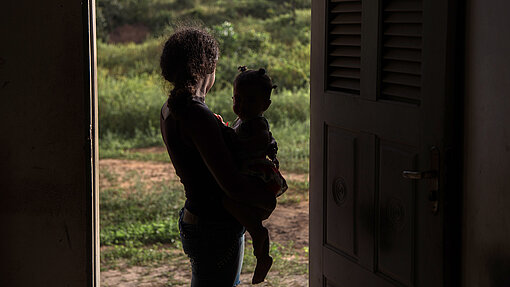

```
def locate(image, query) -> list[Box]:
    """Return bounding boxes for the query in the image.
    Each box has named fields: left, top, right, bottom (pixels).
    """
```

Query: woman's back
left=160, top=98, right=236, bottom=222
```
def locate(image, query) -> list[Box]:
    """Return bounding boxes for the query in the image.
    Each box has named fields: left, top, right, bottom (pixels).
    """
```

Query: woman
left=159, top=27, right=275, bottom=286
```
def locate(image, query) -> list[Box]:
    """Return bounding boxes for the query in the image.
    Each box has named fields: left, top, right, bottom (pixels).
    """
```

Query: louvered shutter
left=326, top=0, right=362, bottom=94
left=326, top=0, right=423, bottom=104
left=380, top=0, right=423, bottom=104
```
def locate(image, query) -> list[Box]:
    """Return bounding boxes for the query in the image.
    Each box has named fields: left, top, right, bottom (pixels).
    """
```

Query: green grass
left=101, top=242, right=185, bottom=268
left=100, top=169, right=185, bottom=246
left=99, top=165, right=309, bottom=275
left=99, top=145, right=168, bottom=162
left=98, top=87, right=310, bottom=173
left=271, top=119, right=309, bottom=173
left=242, top=240, right=308, bottom=276
left=99, top=168, right=185, bottom=268
left=98, top=68, right=310, bottom=173
left=99, top=118, right=309, bottom=173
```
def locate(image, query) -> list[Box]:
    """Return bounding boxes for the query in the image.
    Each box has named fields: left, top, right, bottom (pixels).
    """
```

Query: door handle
left=402, top=170, right=437, bottom=180
left=401, top=146, right=440, bottom=214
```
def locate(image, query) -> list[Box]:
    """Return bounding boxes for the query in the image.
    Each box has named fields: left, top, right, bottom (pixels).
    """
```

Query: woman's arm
left=184, top=104, right=275, bottom=211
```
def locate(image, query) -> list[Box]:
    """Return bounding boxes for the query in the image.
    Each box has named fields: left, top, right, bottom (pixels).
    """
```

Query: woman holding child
left=159, top=27, right=285, bottom=286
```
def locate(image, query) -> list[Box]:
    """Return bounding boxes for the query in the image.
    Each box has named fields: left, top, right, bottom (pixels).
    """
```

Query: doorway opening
left=96, top=0, right=311, bottom=285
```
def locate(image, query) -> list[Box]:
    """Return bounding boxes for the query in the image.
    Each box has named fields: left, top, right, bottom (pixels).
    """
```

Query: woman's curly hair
left=160, top=27, right=219, bottom=115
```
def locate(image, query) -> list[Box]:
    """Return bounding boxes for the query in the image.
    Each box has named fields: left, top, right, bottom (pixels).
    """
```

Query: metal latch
left=402, top=146, right=439, bottom=214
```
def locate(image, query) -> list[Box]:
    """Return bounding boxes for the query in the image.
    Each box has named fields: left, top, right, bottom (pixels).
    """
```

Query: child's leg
left=222, top=197, right=269, bottom=255
left=222, top=197, right=273, bottom=284
left=251, top=229, right=272, bottom=284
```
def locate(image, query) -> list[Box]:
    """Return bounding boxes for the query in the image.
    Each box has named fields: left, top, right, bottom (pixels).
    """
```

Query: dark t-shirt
left=160, top=98, right=237, bottom=222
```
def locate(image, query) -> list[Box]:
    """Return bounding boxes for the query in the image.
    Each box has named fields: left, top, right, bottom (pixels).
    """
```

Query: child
left=220, top=66, right=287, bottom=284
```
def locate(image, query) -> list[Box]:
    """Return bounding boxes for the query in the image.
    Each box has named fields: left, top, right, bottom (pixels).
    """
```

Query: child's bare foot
left=252, top=255, right=273, bottom=284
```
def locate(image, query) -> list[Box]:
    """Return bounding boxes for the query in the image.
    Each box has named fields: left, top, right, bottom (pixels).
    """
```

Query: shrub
left=97, top=39, right=163, bottom=76
left=98, top=69, right=165, bottom=139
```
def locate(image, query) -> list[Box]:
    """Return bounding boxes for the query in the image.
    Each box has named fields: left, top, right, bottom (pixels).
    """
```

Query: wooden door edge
left=83, top=0, right=99, bottom=286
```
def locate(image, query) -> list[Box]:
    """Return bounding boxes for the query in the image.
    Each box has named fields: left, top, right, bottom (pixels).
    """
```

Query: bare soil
left=100, top=159, right=309, bottom=287
left=100, top=159, right=178, bottom=190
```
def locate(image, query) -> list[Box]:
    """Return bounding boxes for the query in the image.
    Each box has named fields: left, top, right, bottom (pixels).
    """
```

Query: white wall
left=463, top=0, right=510, bottom=285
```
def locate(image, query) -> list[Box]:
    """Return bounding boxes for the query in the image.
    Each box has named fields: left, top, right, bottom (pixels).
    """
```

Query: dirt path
left=100, top=159, right=309, bottom=286
left=263, top=200, right=309, bottom=248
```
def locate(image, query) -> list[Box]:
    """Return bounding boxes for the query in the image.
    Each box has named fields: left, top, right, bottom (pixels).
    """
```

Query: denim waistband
left=179, top=207, right=244, bottom=231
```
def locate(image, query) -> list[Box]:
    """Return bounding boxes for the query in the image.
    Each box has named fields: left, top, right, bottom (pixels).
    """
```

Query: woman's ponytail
left=167, top=81, right=196, bottom=118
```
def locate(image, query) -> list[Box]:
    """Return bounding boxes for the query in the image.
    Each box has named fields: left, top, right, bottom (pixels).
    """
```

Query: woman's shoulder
left=186, top=99, right=217, bottom=121
left=167, top=97, right=214, bottom=121
left=161, top=98, right=210, bottom=117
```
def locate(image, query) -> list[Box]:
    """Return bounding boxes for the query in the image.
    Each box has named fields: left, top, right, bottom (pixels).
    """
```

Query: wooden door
left=310, top=0, right=460, bottom=286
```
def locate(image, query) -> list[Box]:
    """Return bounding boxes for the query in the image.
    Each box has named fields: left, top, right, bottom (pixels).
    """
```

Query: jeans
left=178, top=208, right=245, bottom=286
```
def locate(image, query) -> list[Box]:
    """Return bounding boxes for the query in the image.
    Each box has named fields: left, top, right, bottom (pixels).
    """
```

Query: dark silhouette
left=222, top=66, right=288, bottom=284
left=159, top=27, right=277, bottom=285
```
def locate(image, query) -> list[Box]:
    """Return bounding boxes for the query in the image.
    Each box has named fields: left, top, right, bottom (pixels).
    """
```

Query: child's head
left=233, top=66, right=276, bottom=119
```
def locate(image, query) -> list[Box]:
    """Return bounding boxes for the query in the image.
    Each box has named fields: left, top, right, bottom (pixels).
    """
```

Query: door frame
left=308, top=0, right=464, bottom=286
left=83, top=0, right=99, bottom=286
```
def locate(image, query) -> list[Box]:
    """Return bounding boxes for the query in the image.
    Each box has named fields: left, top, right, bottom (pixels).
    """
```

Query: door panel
left=325, top=127, right=357, bottom=258
left=377, top=141, right=417, bottom=286
left=310, top=0, right=457, bottom=286
left=323, top=247, right=394, bottom=287
left=324, top=126, right=375, bottom=265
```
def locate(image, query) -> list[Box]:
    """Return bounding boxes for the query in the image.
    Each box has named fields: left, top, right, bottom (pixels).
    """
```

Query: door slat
left=330, top=68, right=361, bottom=79
left=331, top=2, right=362, bottom=13
left=327, top=0, right=362, bottom=94
left=380, top=0, right=423, bottom=104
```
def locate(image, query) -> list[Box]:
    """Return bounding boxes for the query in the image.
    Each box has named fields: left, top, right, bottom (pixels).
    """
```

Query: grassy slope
left=98, top=1, right=310, bottom=172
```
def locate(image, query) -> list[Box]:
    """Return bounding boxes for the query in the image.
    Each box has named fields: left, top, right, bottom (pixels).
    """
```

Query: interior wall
left=463, top=0, right=510, bottom=286
left=0, top=1, right=93, bottom=286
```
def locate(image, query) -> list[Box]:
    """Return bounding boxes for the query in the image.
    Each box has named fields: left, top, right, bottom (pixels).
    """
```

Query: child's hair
left=234, top=66, right=277, bottom=100
left=160, top=27, right=219, bottom=115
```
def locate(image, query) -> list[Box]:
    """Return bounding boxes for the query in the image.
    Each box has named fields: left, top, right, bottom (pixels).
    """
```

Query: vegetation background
left=97, top=0, right=311, bottom=285
left=98, top=0, right=310, bottom=173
